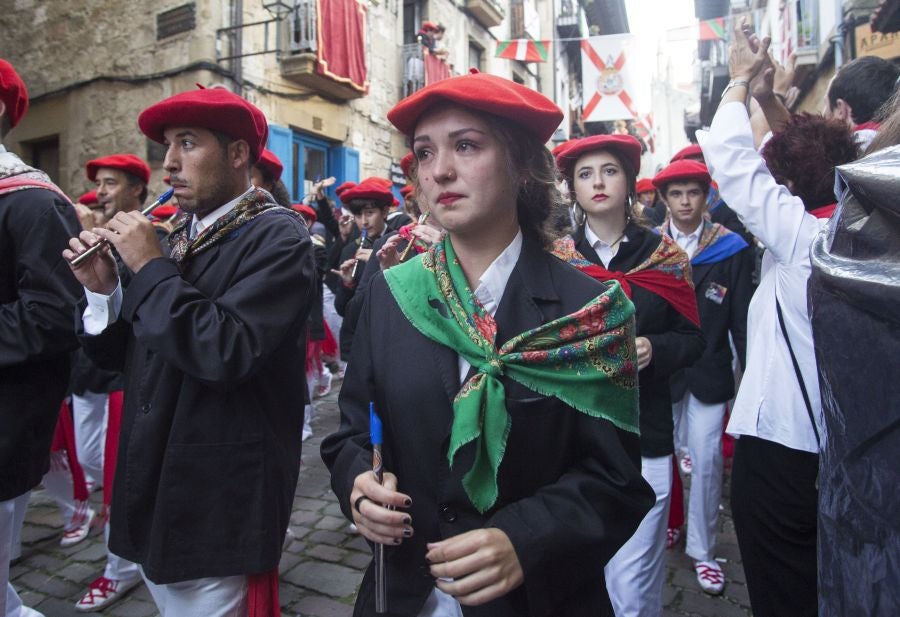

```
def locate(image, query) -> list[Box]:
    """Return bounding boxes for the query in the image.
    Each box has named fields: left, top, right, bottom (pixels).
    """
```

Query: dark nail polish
left=402, top=516, right=411, bottom=525
left=403, top=527, right=413, bottom=537
left=394, top=538, right=402, bottom=544
left=404, top=498, right=412, bottom=507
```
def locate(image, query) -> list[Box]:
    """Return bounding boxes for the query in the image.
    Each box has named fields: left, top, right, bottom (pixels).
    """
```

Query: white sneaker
left=679, top=453, right=693, bottom=475
left=694, top=560, right=725, bottom=595
left=61, top=506, right=96, bottom=547
left=75, top=576, right=142, bottom=612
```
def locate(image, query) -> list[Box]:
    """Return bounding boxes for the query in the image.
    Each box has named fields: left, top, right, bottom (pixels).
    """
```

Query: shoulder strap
left=775, top=298, right=821, bottom=448
left=0, top=177, right=73, bottom=204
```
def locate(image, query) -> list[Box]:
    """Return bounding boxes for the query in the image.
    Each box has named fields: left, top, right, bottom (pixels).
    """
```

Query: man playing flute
left=64, top=86, right=315, bottom=616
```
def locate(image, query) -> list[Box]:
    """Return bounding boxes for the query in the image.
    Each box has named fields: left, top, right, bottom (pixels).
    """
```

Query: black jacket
left=573, top=222, right=705, bottom=458
left=666, top=228, right=754, bottom=405
left=0, top=187, right=82, bottom=501
left=80, top=205, right=315, bottom=583
left=322, top=238, right=654, bottom=617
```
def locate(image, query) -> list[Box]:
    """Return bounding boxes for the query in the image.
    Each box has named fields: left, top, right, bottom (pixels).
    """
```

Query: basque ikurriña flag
left=581, top=34, right=640, bottom=122
left=495, top=39, right=550, bottom=62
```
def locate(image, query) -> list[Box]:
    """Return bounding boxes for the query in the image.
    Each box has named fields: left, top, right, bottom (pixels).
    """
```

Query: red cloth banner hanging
left=316, top=0, right=368, bottom=93
left=424, top=51, right=451, bottom=85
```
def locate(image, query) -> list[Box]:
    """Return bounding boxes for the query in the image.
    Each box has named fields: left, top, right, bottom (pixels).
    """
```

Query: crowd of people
left=2, top=16, right=899, bottom=617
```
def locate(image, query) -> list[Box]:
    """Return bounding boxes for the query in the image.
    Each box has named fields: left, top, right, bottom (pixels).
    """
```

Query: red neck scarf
left=810, top=203, right=837, bottom=219
left=552, top=234, right=700, bottom=327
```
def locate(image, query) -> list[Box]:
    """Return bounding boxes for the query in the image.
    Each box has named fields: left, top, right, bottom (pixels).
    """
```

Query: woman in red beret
left=251, top=148, right=292, bottom=207
left=552, top=134, right=705, bottom=617
left=322, top=71, right=653, bottom=617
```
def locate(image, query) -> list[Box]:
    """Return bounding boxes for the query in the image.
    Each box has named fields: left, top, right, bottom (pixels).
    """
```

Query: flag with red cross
left=580, top=34, right=639, bottom=123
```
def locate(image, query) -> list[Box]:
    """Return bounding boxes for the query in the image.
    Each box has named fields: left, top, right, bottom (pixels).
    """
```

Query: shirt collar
left=473, top=230, right=523, bottom=315
left=671, top=220, right=704, bottom=242
left=192, top=185, right=253, bottom=235
left=584, top=222, right=629, bottom=248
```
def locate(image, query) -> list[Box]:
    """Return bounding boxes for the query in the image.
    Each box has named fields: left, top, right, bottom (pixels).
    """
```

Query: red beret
left=555, top=134, right=642, bottom=180
left=635, top=178, right=656, bottom=194
left=138, top=87, right=268, bottom=163
left=340, top=179, right=394, bottom=207
left=551, top=139, right=579, bottom=158
left=77, top=190, right=98, bottom=205
left=335, top=181, right=356, bottom=198
left=151, top=204, right=179, bottom=219
left=400, top=152, right=415, bottom=180
left=387, top=69, right=563, bottom=142
left=670, top=143, right=703, bottom=162
left=256, top=148, right=283, bottom=181
left=361, top=176, right=393, bottom=190
left=291, top=203, right=317, bottom=223
left=0, top=60, right=28, bottom=129
left=400, top=184, right=414, bottom=199
left=652, top=159, right=711, bottom=190
left=421, top=21, right=439, bottom=32
left=86, top=154, right=151, bottom=184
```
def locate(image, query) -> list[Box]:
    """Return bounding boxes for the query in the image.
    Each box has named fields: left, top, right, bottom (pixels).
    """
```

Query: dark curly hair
left=761, top=113, right=860, bottom=211
left=410, top=105, right=567, bottom=247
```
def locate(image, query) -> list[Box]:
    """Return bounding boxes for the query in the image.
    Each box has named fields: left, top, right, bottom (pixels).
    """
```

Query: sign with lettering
left=855, top=23, right=900, bottom=61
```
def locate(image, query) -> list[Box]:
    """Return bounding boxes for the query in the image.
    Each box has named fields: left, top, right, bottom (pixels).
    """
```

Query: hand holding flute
left=64, top=188, right=175, bottom=289
left=68, top=188, right=174, bottom=267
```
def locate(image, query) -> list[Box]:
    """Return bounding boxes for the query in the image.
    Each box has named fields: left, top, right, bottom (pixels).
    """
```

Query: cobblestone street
left=11, top=383, right=753, bottom=616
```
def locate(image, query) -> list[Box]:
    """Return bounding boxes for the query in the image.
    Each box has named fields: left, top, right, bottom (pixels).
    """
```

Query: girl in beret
left=552, top=134, right=706, bottom=616
left=322, top=71, right=654, bottom=617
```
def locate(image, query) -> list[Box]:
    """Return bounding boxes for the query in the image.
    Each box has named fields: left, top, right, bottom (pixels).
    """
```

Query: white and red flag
left=581, top=34, right=639, bottom=122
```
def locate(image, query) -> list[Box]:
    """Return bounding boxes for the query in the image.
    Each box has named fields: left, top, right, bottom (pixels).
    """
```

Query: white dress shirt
left=584, top=222, right=629, bottom=268
left=669, top=221, right=703, bottom=259
left=82, top=186, right=254, bottom=335
left=417, top=230, right=522, bottom=617
left=697, top=102, right=825, bottom=454
left=457, top=230, right=523, bottom=382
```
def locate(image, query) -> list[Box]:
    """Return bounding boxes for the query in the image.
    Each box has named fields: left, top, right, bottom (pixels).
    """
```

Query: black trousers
left=731, top=435, right=818, bottom=617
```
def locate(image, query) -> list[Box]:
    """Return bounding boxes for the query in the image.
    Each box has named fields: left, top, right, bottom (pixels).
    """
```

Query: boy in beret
left=654, top=159, right=753, bottom=595
left=64, top=87, right=316, bottom=614
left=0, top=58, right=83, bottom=617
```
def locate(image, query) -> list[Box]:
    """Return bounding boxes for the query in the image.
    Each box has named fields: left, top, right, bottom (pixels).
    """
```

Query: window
left=403, top=0, right=421, bottom=44
left=26, top=136, right=60, bottom=185
left=267, top=124, right=359, bottom=202
left=157, top=3, right=196, bottom=40
left=468, top=41, right=484, bottom=73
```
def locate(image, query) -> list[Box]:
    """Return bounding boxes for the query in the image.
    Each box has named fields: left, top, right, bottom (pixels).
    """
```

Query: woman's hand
left=350, top=471, right=413, bottom=545
left=635, top=336, right=653, bottom=370
left=426, top=528, right=524, bottom=606
left=376, top=234, right=405, bottom=271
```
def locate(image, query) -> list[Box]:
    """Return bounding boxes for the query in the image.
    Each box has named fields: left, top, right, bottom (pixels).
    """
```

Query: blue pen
left=70, top=187, right=176, bottom=267
left=370, top=403, right=387, bottom=613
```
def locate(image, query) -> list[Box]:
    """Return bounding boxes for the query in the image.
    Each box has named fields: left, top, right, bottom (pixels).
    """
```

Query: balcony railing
left=289, top=0, right=317, bottom=53
left=402, top=43, right=426, bottom=98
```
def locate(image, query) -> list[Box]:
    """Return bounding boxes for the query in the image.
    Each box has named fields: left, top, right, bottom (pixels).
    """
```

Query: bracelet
left=721, top=79, right=750, bottom=99
left=353, top=495, right=370, bottom=513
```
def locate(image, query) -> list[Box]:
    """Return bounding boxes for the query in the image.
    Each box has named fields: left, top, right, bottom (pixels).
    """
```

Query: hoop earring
left=573, top=202, right=586, bottom=226
left=624, top=193, right=634, bottom=223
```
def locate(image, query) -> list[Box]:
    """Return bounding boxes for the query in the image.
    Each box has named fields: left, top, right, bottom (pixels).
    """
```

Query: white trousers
left=142, top=570, right=247, bottom=617
left=605, top=455, right=672, bottom=617
left=2, top=493, right=45, bottom=617
left=321, top=287, right=342, bottom=354
left=672, top=393, right=726, bottom=562
left=71, top=391, right=108, bottom=489
left=102, top=523, right=141, bottom=582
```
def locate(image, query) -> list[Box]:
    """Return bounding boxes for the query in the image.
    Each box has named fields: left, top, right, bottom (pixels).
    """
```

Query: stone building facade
left=1, top=0, right=558, bottom=202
